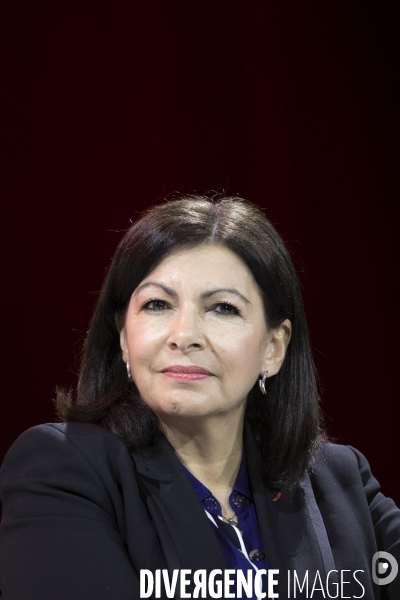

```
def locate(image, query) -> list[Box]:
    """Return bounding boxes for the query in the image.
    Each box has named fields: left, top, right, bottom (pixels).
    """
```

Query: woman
left=0, top=196, right=399, bottom=599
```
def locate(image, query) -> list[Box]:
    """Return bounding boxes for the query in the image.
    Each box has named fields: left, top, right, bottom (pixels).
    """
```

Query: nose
left=166, top=305, right=206, bottom=353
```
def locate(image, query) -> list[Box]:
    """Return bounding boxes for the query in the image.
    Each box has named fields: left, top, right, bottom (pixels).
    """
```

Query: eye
left=213, top=302, right=240, bottom=316
left=142, top=299, right=170, bottom=311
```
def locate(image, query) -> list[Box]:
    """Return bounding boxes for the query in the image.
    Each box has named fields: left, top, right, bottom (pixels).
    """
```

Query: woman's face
left=120, top=244, right=290, bottom=423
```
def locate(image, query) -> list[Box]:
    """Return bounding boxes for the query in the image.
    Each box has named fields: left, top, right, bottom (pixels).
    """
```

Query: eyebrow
left=200, top=287, right=250, bottom=304
left=133, top=282, right=250, bottom=304
left=133, top=282, right=177, bottom=297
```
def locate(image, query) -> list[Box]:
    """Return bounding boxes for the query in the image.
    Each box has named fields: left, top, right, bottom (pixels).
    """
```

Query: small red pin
left=272, top=492, right=282, bottom=502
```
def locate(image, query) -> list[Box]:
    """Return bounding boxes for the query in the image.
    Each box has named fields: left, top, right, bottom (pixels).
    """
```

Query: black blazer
left=0, top=422, right=399, bottom=599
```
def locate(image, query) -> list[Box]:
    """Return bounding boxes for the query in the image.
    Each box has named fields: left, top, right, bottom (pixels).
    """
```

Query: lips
left=160, top=365, right=213, bottom=381
left=161, top=365, right=212, bottom=375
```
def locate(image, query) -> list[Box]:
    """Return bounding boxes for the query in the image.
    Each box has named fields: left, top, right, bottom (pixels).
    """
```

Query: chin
left=151, top=396, right=217, bottom=420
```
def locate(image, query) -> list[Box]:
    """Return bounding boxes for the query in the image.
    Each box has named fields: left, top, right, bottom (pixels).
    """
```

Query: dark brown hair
left=56, top=196, right=325, bottom=489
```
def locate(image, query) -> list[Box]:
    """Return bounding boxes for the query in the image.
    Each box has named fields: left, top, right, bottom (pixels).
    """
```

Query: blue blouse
left=182, top=452, right=269, bottom=600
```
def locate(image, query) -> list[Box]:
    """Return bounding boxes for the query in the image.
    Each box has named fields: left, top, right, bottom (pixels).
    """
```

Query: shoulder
left=7, top=421, right=123, bottom=448
left=312, top=441, right=372, bottom=472
left=2, top=421, right=128, bottom=458
left=309, top=442, right=381, bottom=500
left=311, top=441, right=371, bottom=471
left=3, top=421, right=128, bottom=456
left=0, top=422, right=143, bottom=530
left=0, top=422, right=135, bottom=495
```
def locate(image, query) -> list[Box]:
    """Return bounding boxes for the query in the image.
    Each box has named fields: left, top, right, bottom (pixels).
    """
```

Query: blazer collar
left=131, top=433, right=182, bottom=485
left=131, top=434, right=227, bottom=578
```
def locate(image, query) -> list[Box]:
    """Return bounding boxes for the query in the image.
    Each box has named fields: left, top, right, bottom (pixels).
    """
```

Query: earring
left=258, top=370, right=268, bottom=395
left=127, top=363, right=133, bottom=381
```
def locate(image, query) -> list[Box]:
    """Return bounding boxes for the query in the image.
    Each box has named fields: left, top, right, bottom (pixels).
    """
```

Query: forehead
left=138, top=243, right=261, bottom=295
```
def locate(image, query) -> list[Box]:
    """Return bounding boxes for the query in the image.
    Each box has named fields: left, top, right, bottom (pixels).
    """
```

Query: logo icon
left=372, top=551, right=398, bottom=586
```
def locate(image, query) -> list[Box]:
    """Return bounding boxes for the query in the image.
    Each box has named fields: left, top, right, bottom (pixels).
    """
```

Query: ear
left=261, top=319, right=292, bottom=377
left=119, top=327, right=129, bottom=363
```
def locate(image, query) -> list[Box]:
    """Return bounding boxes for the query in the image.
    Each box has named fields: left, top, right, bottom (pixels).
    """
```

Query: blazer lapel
left=244, top=423, right=333, bottom=599
left=131, top=435, right=227, bottom=578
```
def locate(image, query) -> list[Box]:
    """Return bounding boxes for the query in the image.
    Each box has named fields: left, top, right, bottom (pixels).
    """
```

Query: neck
left=159, top=409, right=245, bottom=494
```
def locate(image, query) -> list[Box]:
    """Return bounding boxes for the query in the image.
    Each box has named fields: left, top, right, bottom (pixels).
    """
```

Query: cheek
left=213, top=331, right=263, bottom=375
left=126, top=317, right=166, bottom=353
left=127, top=322, right=163, bottom=368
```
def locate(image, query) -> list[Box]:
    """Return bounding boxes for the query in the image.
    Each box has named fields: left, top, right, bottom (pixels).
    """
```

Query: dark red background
left=1, top=1, right=399, bottom=502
